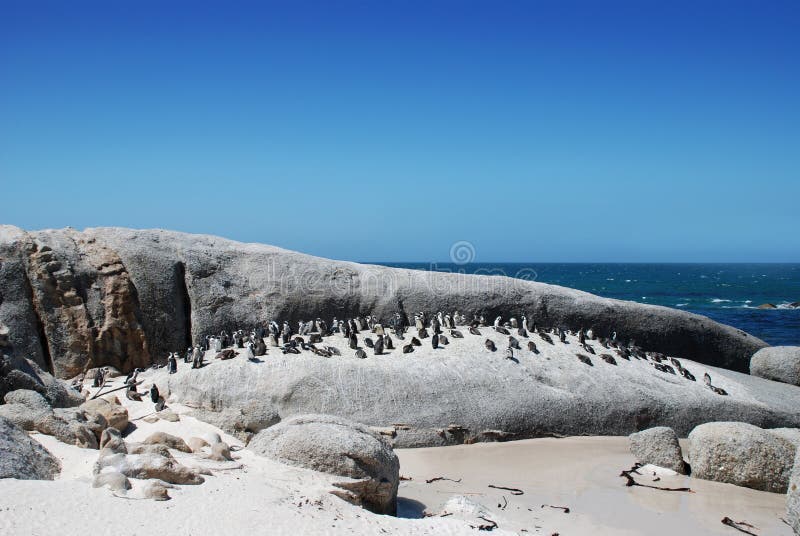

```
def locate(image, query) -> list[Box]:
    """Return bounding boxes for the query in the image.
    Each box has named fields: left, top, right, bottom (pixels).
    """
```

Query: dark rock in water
left=758, top=303, right=778, bottom=309
left=750, top=346, right=800, bottom=386
left=248, top=414, right=399, bottom=515
left=0, top=416, right=61, bottom=480
left=0, top=226, right=767, bottom=376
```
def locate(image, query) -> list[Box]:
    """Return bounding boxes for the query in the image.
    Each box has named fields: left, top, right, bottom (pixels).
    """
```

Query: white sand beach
left=0, top=376, right=793, bottom=536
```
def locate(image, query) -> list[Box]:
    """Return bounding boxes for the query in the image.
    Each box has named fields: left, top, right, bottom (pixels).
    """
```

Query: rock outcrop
left=628, top=426, right=687, bottom=474
left=249, top=414, right=400, bottom=515
left=688, top=422, right=796, bottom=493
left=788, top=449, right=800, bottom=535
left=0, top=416, right=61, bottom=480
left=164, top=339, right=800, bottom=447
left=0, top=352, right=83, bottom=407
left=751, top=346, right=800, bottom=386
left=0, top=226, right=767, bottom=377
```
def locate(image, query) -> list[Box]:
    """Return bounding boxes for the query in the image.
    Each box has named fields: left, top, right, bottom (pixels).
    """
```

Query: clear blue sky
left=1, top=0, right=798, bottom=262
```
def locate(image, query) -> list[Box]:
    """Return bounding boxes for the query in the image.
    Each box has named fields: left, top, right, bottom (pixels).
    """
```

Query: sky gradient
left=1, top=0, right=798, bottom=262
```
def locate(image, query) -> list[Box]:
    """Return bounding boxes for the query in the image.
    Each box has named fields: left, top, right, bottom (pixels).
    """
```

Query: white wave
left=675, top=303, right=688, bottom=307
left=710, top=298, right=731, bottom=303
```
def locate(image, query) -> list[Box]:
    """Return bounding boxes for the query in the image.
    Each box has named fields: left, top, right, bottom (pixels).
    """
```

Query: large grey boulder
left=751, top=346, right=800, bottom=386
left=0, top=389, right=98, bottom=448
left=0, top=226, right=767, bottom=377
left=0, top=352, right=83, bottom=407
left=166, top=341, right=800, bottom=448
left=249, top=414, right=400, bottom=515
left=688, top=422, right=797, bottom=493
left=0, top=416, right=61, bottom=480
left=788, top=449, right=800, bottom=535
left=628, top=426, right=687, bottom=474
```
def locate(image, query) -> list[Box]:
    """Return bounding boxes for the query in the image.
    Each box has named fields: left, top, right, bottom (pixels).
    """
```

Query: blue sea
left=378, top=263, right=800, bottom=346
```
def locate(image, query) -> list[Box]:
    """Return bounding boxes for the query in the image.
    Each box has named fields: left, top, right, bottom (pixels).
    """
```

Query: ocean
left=377, top=263, right=800, bottom=346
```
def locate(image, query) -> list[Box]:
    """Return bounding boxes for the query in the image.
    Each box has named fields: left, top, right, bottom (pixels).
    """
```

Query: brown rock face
left=18, top=233, right=150, bottom=378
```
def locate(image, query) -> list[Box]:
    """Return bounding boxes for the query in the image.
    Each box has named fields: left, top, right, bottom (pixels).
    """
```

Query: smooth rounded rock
left=249, top=414, right=399, bottom=515
left=751, top=346, right=800, bottom=386
left=688, top=421, right=796, bottom=493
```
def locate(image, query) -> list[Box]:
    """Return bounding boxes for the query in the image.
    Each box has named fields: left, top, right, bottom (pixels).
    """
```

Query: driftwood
left=619, top=463, right=693, bottom=492
left=425, top=476, right=462, bottom=484
left=488, top=484, right=524, bottom=495
left=541, top=504, right=570, bottom=513
left=472, top=516, right=498, bottom=531
left=721, top=517, right=758, bottom=536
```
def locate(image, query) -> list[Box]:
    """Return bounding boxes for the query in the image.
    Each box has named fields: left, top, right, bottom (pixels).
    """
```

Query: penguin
left=411, top=337, right=422, bottom=346
left=711, top=386, right=728, bottom=396
left=615, top=347, right=631, bottom=360
left=327, top=346, right=341, bottom=356
left=444, top=314, right=453, bottom=329
left=485, top=339, right=496, bottom=352
left=192, top=347, right=204, bottom=369
left=521, top=315, right=528, bottom=330
left=382, top=335, right=392, bottom=350
left=582, top=344, right=595, bottom=355
left=495, top=326, right=510, bottom=335
left=505, top=347, right=515, bottom=360
left=438, top=334, right=449, bottom=345
left=703, top=372, right=711, bottom=387
left=450, top=329, right=464, bottom=338
left=517, top=327, right=528, bottom=338
left=469, top=326, right=481, bottom=336
left=254, top=338, right=267, bottom=356
left=493, top=316, right=502, bottom=328
left=374, top=336, right=384, bottom=355
left=414, top=315, right=424, bottom=330
left=92, top=367, right=105, bottom=388
left=539, top=331, right=554, bottom=345
left=670, top=357, right=683, bottom=369
left=432, top=333, right=439, bottom=349
left=599, top=354, right=617, bottom=366
left=418, top=327, right=429, bottom=339
left=559, top=329, right=566, bottom=343
left=576, top=353, right=593, bottom=366
left=403, top=343, right=414, bottom=354
left=578, top=329, right=586, bottom=345
left=184, top=347, right=193, bottom=363
left=508, top=336, right=521, bottom=350
left=527, top=341, right=538, bottom=353
left=167, top=353, right=177, bottom=374
left=149, top=383, right=160, bottom=404
left=349, top=333, right=358, bottom=350
left=355, top=349, right=367, bottom=359
left=680, top=368, right=696, bottom=381
left=125, top=383, right=142, bottom=402
left=364, top=337, right=374, bottom=348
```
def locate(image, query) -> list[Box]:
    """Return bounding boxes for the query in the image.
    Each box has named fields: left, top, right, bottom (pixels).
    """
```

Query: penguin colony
left=156, top=311, right=727, bottom=396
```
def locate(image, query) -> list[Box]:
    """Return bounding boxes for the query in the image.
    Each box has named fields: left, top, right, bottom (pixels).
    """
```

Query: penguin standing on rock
left=150, top=383, right=160, bottom=404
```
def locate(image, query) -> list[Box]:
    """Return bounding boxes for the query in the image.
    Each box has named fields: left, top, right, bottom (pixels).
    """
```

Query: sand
left=0, top=368, right=794, bottom=535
